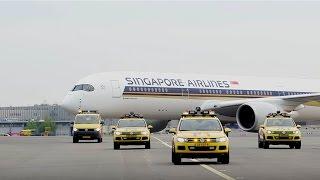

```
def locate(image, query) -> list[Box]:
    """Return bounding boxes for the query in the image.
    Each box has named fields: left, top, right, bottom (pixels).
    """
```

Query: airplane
left=62, top=71, right=320, bottom=132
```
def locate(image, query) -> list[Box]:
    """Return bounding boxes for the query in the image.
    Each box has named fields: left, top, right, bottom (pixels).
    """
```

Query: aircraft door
left=182, top=88, right=189, bottom=99
left=110, top=80, right=122, bottom=98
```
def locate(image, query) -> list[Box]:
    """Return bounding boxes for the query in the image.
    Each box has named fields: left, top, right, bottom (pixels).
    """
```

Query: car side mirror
left=297, top=125, right=301, bottom=129
left=147, top=125, right=153, bottom=129
left=111, top=126, right=116, bottom=130
left=224, top=128, right=231, bottom=136
left=169, top=128, right=177, bottom=134
left=260, top=125, right=265, bottom=129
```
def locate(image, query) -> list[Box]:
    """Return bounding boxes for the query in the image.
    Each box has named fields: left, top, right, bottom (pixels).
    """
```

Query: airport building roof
left=0, top=104, right=74, bottom=122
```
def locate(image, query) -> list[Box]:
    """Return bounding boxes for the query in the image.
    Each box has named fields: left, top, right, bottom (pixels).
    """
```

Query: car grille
left=186, top=138, right=216, bottom=142
left=122, top=137, right=141, bottom=140
left=121, top=132, right=141, bottom=135
left=188, top=146, right=216, bottom=151
left=273, top=131, right=293, bottom=135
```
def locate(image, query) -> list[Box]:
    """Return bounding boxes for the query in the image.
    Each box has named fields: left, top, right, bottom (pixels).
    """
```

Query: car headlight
left=177, top=137, right=187, bottom=143
left=267, top=130, right=272, bottom=134
left=73, top=128, right=78, bottom=132
left=114, top=131, right=121, bottom=136
left=216, top=137, right=227, bottom=142
left=95, top=128, right=101, bottom=132
left=141, top=131, right=148, bottom=135
left=294, top=130, right=300, bottom=134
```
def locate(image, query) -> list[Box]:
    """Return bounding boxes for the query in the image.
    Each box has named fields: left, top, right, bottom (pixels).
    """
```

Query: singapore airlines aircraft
left=62, top=71, right=320, bottom=132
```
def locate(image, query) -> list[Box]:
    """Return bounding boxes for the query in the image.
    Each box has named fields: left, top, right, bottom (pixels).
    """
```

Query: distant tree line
left=25, top=116, right=56, bottom=135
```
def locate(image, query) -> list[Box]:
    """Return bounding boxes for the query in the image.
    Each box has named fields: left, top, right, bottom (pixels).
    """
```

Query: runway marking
left=153, top=136, right=172, bottom=148
left=153, top=136, right=236, bottom=180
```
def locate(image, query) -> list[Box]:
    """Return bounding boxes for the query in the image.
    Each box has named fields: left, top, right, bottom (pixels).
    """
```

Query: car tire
left=258, top=135, right=263, bottom=148
left=114, top=142, right=120, bottom=150
left=218, top=153, right=230, bottom=164
left=73, top=137, right=79, bottom=143
left=289, top=144, right=295, bottom=149
left=263, top=141, right=269, bottom=149
left=295, top=142, right=301, bottom=149
left=172, top=148, right=181, bottom=165
left=145, top=141, right=151, bottom=149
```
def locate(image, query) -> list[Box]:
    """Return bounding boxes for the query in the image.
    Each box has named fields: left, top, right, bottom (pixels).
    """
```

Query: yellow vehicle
left=258, top=111, right=301, bottom=149
left=20, top=129, right=33, bottom=136
left=72, top=112, right=104, bottom=143
left=113, top=113, right=152, bottom=150
left=170, top=108, right=231, bottom=165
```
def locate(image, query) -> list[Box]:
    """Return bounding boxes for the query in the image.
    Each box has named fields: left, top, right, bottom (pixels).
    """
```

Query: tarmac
left=0, top=131, right=319, bottom=180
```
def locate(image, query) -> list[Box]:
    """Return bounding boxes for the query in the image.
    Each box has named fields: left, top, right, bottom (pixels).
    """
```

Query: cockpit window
left=72, top=84, right=95, bottom=92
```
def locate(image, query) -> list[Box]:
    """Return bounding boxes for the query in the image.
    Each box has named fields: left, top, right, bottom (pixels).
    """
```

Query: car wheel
left=218, top=153, right=230, bottom=164
left=145, top=141, right=151, bottom=149
left=289, top=144, right=294, bottom=149
left=114, top=142, right=120, bottom=150
left=172, top=147, right=181, bottom=165
left=295, top=142, right=301, bottom=149
left=73, top=137, right=78, bottom=143
left=258, top=135, right=263, bottom=148
left=263, top=141, right=269, bottom=149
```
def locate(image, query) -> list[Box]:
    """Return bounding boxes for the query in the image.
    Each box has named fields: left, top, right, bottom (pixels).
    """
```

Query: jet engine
left=236, top=102, right=281, bottom=132
left=145, top=119, right=169, bottom=133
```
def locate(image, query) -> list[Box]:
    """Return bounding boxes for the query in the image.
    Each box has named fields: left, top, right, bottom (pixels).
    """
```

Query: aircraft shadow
left=116, top=147, right=147, bottom=151
left=180, top=161, right=221, bottom=165
left=264, top=147, right=295, bottom=150
left=74, top=142, right=100, bottom=144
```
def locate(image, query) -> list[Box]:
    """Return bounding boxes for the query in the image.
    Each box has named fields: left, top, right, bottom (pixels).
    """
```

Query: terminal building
left=0, top=104, right=75, bottom=135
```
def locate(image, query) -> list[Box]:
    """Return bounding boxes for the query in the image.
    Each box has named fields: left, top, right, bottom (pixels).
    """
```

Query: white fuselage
left=62, top=72, right=320, bottom=122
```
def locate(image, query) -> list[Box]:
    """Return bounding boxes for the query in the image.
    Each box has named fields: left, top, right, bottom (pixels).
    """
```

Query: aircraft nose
left=61, top=93, right=78, bottom=113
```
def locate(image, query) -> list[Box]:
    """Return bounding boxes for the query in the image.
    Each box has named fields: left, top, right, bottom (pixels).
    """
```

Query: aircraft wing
left=201, top=93, right=320, bottom=117
left=281, top=93, right=320, bottom=103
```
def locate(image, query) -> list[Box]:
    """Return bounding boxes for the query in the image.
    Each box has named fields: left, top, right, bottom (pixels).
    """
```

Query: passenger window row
left=199, top=89, right=309, bottom=96
left=127, top=86, right=311, bottom=96
left=128, top=87, right=169, bottom=93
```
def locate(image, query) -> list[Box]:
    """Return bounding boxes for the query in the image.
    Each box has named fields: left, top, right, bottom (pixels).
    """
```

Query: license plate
left=195, top=143, right=209, bottom=147
left=82, top=136, right=91, bottom=139
left=125, top=135, right=136, bottom=137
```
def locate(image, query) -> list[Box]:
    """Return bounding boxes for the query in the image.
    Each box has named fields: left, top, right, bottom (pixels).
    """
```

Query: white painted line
left=153, top=136, right=172, bottom=148
left=153, top=136, right=236, bottom=180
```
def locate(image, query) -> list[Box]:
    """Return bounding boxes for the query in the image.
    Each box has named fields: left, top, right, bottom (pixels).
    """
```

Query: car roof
left=181, top=116, right=219, bottom=119
left=119, top=118, right=145, bottom=120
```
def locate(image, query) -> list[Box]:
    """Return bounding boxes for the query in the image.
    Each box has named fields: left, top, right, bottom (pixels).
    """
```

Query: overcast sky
left=1, top=1, right=320, bottom=106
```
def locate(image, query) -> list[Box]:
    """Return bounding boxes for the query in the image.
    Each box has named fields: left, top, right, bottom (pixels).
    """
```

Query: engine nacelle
left=145, top=119, right=169, bottom=133
left=236, top=102, right=281, bottom=132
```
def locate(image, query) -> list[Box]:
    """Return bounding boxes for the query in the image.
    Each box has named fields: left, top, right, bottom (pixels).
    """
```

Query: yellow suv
left=20, top=129, right=34, bottom=136
left=170, top=108, right=231, bottom=165
left=258, top=111, right=301, bottom=149
left=113, top=113, right=152, bottom=150
left=72, top=112, right=104, bottom=143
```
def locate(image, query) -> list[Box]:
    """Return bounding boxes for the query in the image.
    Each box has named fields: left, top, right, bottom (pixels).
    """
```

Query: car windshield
left=179, top=119, right=222, bottom=131
left=118, top=119, right=146, bottom=128
left=266, top=118, right=295, bottom=127
left=75, top=115, right=100, bottom=124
